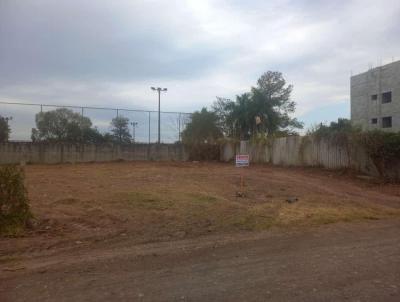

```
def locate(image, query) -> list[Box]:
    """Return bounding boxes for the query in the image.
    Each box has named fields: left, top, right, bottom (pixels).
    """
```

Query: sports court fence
left=0, top=101, right=191, bottom=143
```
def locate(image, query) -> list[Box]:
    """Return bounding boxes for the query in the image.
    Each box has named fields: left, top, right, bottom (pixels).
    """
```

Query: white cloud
left=1, top=0, right=400, bottom=139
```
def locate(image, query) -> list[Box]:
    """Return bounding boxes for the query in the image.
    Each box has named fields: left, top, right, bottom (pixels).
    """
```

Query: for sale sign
left=235, top=154, right=250, bottom=167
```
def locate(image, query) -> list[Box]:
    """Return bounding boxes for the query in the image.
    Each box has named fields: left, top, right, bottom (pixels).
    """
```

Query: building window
left=382, top=91, right=392, bottom=103
left=371, top=118, right=377, bottom=124
left=371, top=94, right=378, bottom=101
left=382, top=116, right=392, bottom=128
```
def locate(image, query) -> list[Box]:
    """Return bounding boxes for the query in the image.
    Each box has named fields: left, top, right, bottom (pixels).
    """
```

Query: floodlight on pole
left=4, top=116, right=12, bottom=142
left=5, top=116, right=12, bottom=126
left=150, top=86, right=168, bottom=144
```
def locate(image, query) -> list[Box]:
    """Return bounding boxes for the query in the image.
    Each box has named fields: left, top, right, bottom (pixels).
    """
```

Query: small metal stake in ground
left=235, top=154, right=249, bottom=197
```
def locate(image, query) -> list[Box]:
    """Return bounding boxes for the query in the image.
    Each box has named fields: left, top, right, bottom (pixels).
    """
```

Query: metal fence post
left=178, top=113, right=181, bottom=142
left=148, top=111, right=151, bottom=144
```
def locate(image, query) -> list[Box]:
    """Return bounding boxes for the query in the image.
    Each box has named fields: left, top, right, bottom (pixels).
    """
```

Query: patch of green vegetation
left=117, top=191, right=221, bottom=212
left=223, top=203, right=277, bottom=231
left=232, top=212, right=275, bottom=231
left=0, top=255, right=20, bottom=264
left=186, top=193, right=218, bottom=203
left=358, top=130, right=400, bottom=180
left=1, top=224, right=27, bottom=237
left=216, top=198, right=400, bottom=231
left=121, top=192, right=174, bottom=210
left=115, top=189, right=400, bottom=235
left=0, top=165, right=32, bottom=237
left=52, top=198, right=79, bottom=205
left=308, top=118, right=400, bottom=181
left=276, top=201, right=400, bottom=227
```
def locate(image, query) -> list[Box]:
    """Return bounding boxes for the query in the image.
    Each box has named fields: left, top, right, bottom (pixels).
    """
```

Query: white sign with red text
left=235, top=154, right=250, bottom=167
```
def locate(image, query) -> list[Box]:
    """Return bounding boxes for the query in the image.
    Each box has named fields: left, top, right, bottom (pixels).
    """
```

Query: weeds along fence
left=221, top=136, right=400, bottom=180
left=0, top=101, right=191, bottom=143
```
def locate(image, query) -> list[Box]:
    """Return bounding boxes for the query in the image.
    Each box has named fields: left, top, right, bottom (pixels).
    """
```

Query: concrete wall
left=221, top=136, right=400, bottom=179
left=351, top=60, right=400, bottom=131
left=0, top=142, right=187, bottom=164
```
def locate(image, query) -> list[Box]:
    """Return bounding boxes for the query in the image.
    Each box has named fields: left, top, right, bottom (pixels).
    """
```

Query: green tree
left=213, top=71, right=303, bottom=139
left=82, top=127, right=106, bottom=143
left=110, top=116, right=131, bottom=143
left=213, top=94, right=254, bottom=139
left=0, top=116, right=11, bottom=142
left=250, top=71, right=303, bottom=135
left=31, top=108, right=103, bottom=143
left=181, top=108, right=222, bottom=160
left=212, top=97, right=234, bottom=136
left=182, top=108, right=222, bottom=145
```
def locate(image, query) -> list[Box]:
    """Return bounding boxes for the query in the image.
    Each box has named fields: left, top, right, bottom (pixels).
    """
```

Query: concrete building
left=351, top=60, right=400, bottom=131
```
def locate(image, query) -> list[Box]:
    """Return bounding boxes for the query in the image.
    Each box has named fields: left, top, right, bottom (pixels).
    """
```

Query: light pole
left=5, top=116, right=12, bottom=142
left=5, top=116, right=12, bottom=125
left=130, top=122, right=138, bottom=143
left=151, top=87, right=167, bottom=144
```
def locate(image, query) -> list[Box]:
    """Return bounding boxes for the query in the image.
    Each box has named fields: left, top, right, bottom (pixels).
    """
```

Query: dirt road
left=1, top=219, right=400, bottom=301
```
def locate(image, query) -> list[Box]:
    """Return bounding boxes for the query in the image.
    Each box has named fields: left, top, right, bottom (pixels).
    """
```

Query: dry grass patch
left=111, top=189, right=400, bottom=235
left=276, top=200, right=400, bottom=226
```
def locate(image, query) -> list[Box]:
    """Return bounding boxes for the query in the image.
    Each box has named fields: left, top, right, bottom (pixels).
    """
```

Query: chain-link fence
left=0, top=101, right=191, bottom=143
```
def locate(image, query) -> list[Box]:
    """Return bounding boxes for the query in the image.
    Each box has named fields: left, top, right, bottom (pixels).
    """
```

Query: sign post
left=235, top=154, right=249, bottom=197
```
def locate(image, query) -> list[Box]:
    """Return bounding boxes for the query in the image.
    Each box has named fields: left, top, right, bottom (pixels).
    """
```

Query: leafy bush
left=185, top=143, right=220, bottom=161
left=0, top=166, right=32, bottom=236
left=308, top=119, right=400, bottom=180
left=308, top=118, right=360, bottom=146
left=358, top=130, right=400, bottom=179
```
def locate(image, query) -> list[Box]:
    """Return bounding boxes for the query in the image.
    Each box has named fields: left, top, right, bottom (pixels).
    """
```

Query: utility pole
left=130, top=122, right=138, bottom=143
left=151, top=87, right=167, bottom=144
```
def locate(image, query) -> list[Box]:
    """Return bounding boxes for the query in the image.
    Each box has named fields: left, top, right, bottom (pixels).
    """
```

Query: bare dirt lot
left=1, top=162, right=400, bottom=301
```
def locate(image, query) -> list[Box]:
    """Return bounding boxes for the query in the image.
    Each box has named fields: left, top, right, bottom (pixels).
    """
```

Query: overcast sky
left=1, top=0, right=400, bottom=138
